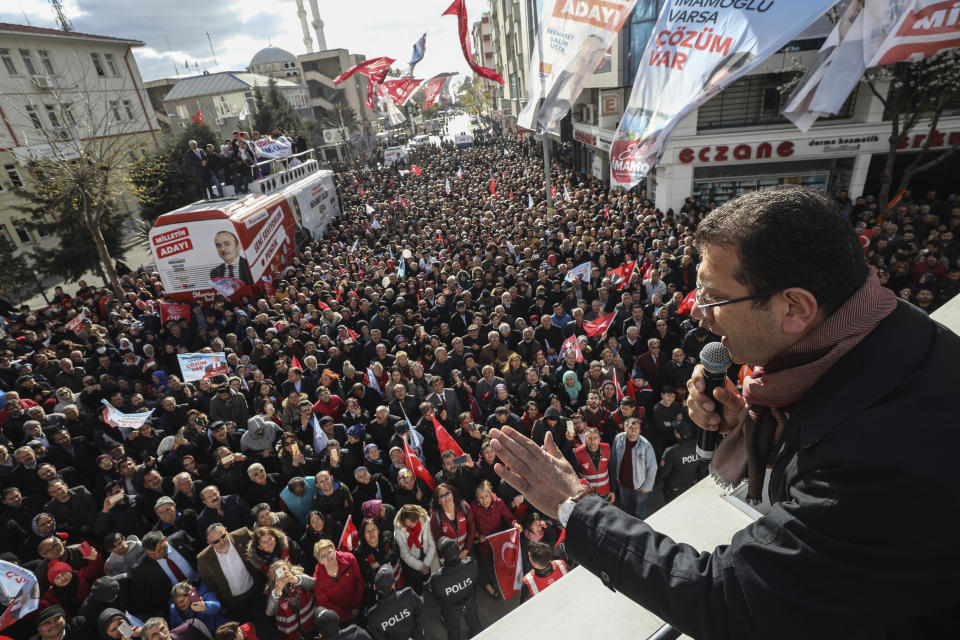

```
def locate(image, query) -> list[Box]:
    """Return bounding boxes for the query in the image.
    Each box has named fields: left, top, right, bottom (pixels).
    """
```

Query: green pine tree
left=14, top=160, right=128, bottom=283
left=127, top=122, right=220, bottom=222
left=252, top=78, right=303, bottom=134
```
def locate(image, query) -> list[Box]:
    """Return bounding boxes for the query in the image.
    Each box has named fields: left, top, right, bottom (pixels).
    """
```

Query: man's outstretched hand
left=490, top=427, right=583, bottom=519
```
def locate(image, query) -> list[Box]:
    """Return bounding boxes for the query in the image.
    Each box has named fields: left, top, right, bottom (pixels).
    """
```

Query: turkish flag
left=677, top=288, right=698, bottom=316
left=191, top=109, right=203, bottom=125
left=411, top=165, right=422, bottom=176
left=432, top=416, right=464, bottom=457
left=612, top=369, right=624, bottom=400
left=291, top=355, right=303, bottom=370
left=333, top=56, right=395, bottom=85
left=559, top=334, right=583, bottom=363
left=442, top=0, right=504, bottom=84
left=338, top=517, right=358, bottom=552
left=489, top=177, right=496, bottom=195
left=403, top=436, right=436, bottom=491
left=160, top=303, right=191, bottom=324
left=486, top=527, right=522, bottom=599
left=261, top=275, right=275, bottom=297
left=606, top=261, right=636, bottom=290
left=583, top=311, right=616, bottom=337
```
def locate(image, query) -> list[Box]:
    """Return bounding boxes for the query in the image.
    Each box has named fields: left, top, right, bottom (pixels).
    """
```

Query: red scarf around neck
left=405, top=520, right=423, bottom=550
left=711, top=270, right=897, bottom=502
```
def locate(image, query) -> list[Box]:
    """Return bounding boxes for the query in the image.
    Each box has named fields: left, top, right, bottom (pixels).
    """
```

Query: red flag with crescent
left=487, top=527, right=522, bottom=599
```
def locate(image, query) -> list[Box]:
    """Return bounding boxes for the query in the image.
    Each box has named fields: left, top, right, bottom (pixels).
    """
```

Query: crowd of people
left=1, top=128, right=958, bottom=640
left=186, top=128, right=310, bottom=200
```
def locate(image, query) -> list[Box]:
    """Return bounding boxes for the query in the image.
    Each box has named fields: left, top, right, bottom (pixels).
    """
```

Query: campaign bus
left=149, top=164, right=340, bottom=303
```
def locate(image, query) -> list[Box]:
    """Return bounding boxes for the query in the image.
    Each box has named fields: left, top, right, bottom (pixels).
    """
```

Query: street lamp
left=32, top=270, right=50, bottom=305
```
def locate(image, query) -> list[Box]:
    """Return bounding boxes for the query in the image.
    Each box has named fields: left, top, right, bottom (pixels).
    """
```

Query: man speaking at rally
left=490, top=185, right=960, bottom=639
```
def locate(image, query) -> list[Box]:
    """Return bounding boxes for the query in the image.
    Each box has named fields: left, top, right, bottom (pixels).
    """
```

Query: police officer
left=429, top=537, right=482, bottom=640
left=660, top=419, right=707, bottom=502
left=365, top=565, right=424, bottom=640
left=313, top=607, right=372, bottom=640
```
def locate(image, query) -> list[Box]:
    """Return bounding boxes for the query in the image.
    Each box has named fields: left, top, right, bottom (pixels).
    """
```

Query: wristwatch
left=557, top=487, right=594, bottom=527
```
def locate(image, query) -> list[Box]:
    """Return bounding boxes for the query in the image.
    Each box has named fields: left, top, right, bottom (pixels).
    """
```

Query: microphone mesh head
left=700, top=341, right=731, bottom=374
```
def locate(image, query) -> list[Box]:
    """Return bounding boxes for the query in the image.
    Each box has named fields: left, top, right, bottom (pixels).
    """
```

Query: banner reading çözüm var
left=253, top=136, right=293, bottom=159
left=517, top=0, right=638, bottom=133
left=609, top=0, right=836, bottom=188
left=177, top=352, right=229, bottom=381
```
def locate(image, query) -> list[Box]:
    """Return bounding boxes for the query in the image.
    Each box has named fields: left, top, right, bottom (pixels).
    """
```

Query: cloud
left=0, top=0, right=495, bottom=85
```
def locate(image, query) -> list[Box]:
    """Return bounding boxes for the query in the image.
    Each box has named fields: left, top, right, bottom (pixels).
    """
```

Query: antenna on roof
left=206, top=32, right=219, bottom=66
left=163, top=31, right=179, bottom=76
left=49, top=0, right=73, bottom=32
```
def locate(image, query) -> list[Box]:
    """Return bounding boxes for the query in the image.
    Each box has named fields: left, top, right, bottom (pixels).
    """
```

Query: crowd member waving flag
left=565, top=261, right=591, bottom=283
left=607, top=261, right=636, bottom=290
left=583, top=311, right=616, bottom=338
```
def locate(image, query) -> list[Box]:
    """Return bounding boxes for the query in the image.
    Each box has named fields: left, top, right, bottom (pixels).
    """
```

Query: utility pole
left=206, top=32, right=219, bottom=66
left=532, top=0, right=552, bottom=212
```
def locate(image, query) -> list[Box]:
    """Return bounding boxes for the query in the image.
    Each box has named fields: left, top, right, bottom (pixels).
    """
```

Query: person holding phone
left=169, top=581, right=224, bottom=635
left=265, top=559, right=316, bottom=640
left=428, top=482, right=476, bottom=562
left=96, top=608, right=140, bottom=639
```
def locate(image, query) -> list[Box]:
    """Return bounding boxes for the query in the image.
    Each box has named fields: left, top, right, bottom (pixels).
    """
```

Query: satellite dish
left=402, top=249, right=412, bottom=259
left=382, top=276, right=391, bottom=288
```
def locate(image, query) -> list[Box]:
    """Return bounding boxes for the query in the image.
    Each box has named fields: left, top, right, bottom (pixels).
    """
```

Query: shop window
left=697, top=72, right=856, bottom=130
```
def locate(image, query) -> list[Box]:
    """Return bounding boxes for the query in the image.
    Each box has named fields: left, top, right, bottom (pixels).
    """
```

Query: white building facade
left=0, top=22, right=158, bottom=255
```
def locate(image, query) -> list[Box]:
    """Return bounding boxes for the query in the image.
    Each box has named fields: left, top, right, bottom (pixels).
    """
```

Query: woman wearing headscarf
left=97, top=608, right=138, bottom=639
left=558, top=370, right=587, bottom=411
left=354, top=516, right=403, bottom=606
left=350, top=467, right=394, bottom=524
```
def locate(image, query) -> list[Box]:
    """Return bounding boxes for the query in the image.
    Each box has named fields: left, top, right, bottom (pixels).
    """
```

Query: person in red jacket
left=40, top=561, right=94, bottom=616
left=312, top=387, right=345, bottom=422
left=429, top=482, right=476, bottom=560
left=311, top=539, right=364, bottom=624
left=470, top=480, right=520, bottom=597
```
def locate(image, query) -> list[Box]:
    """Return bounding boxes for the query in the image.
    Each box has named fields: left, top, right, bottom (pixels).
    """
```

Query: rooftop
left=0, top=22, right=143, bottom=46
left=162, top=71, right=305, bottom=101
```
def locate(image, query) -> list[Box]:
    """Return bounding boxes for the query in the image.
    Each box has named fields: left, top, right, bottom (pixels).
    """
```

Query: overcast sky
left=1, top=0, right=492, bottom=83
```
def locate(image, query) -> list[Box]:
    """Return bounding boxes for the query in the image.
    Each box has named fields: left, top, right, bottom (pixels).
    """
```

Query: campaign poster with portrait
left=177, top=353, right=229, bottom=382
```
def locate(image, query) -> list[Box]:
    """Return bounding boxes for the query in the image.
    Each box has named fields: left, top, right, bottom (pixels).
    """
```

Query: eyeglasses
left=694, top=286, right=779, bottom=312
left=210, top=533, right=228, bottom=545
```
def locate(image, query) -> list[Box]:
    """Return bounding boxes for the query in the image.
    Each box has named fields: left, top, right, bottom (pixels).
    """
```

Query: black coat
left=565, top=302, right=960, bottom=639
left=129, top=530, right=197, bottom=617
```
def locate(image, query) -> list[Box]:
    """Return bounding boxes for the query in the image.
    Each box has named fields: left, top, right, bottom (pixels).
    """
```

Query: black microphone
left=696, top=341, right=731, bottom=461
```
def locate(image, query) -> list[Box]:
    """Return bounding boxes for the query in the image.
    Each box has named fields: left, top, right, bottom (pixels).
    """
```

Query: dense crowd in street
left=0, top=127, right=957, bottom=640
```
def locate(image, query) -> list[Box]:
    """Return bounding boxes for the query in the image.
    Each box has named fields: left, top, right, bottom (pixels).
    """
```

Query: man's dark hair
left=104, top=531, right=125, bottom=550
left=527, top=540, right=553, bottom=567
left=141, top=530, right=164, bottom=551
left=693, top=185, right=867, bottom=315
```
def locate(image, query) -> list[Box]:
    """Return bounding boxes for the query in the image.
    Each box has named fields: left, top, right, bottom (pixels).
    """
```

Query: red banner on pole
left=382, top=78, right=424, bottom=106
left=423, top=75, right=448, bottom=109
left=333, top=56, right=395, bottom=85
left=606, top=261, right=636, bottom=290
left=486, top=527, right=522, bottom=599
left=442, top=0, right=504, bottom=84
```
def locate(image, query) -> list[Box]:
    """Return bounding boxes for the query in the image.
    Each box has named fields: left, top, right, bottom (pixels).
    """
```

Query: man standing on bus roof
left=210, top=230, right=253, bottom=284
